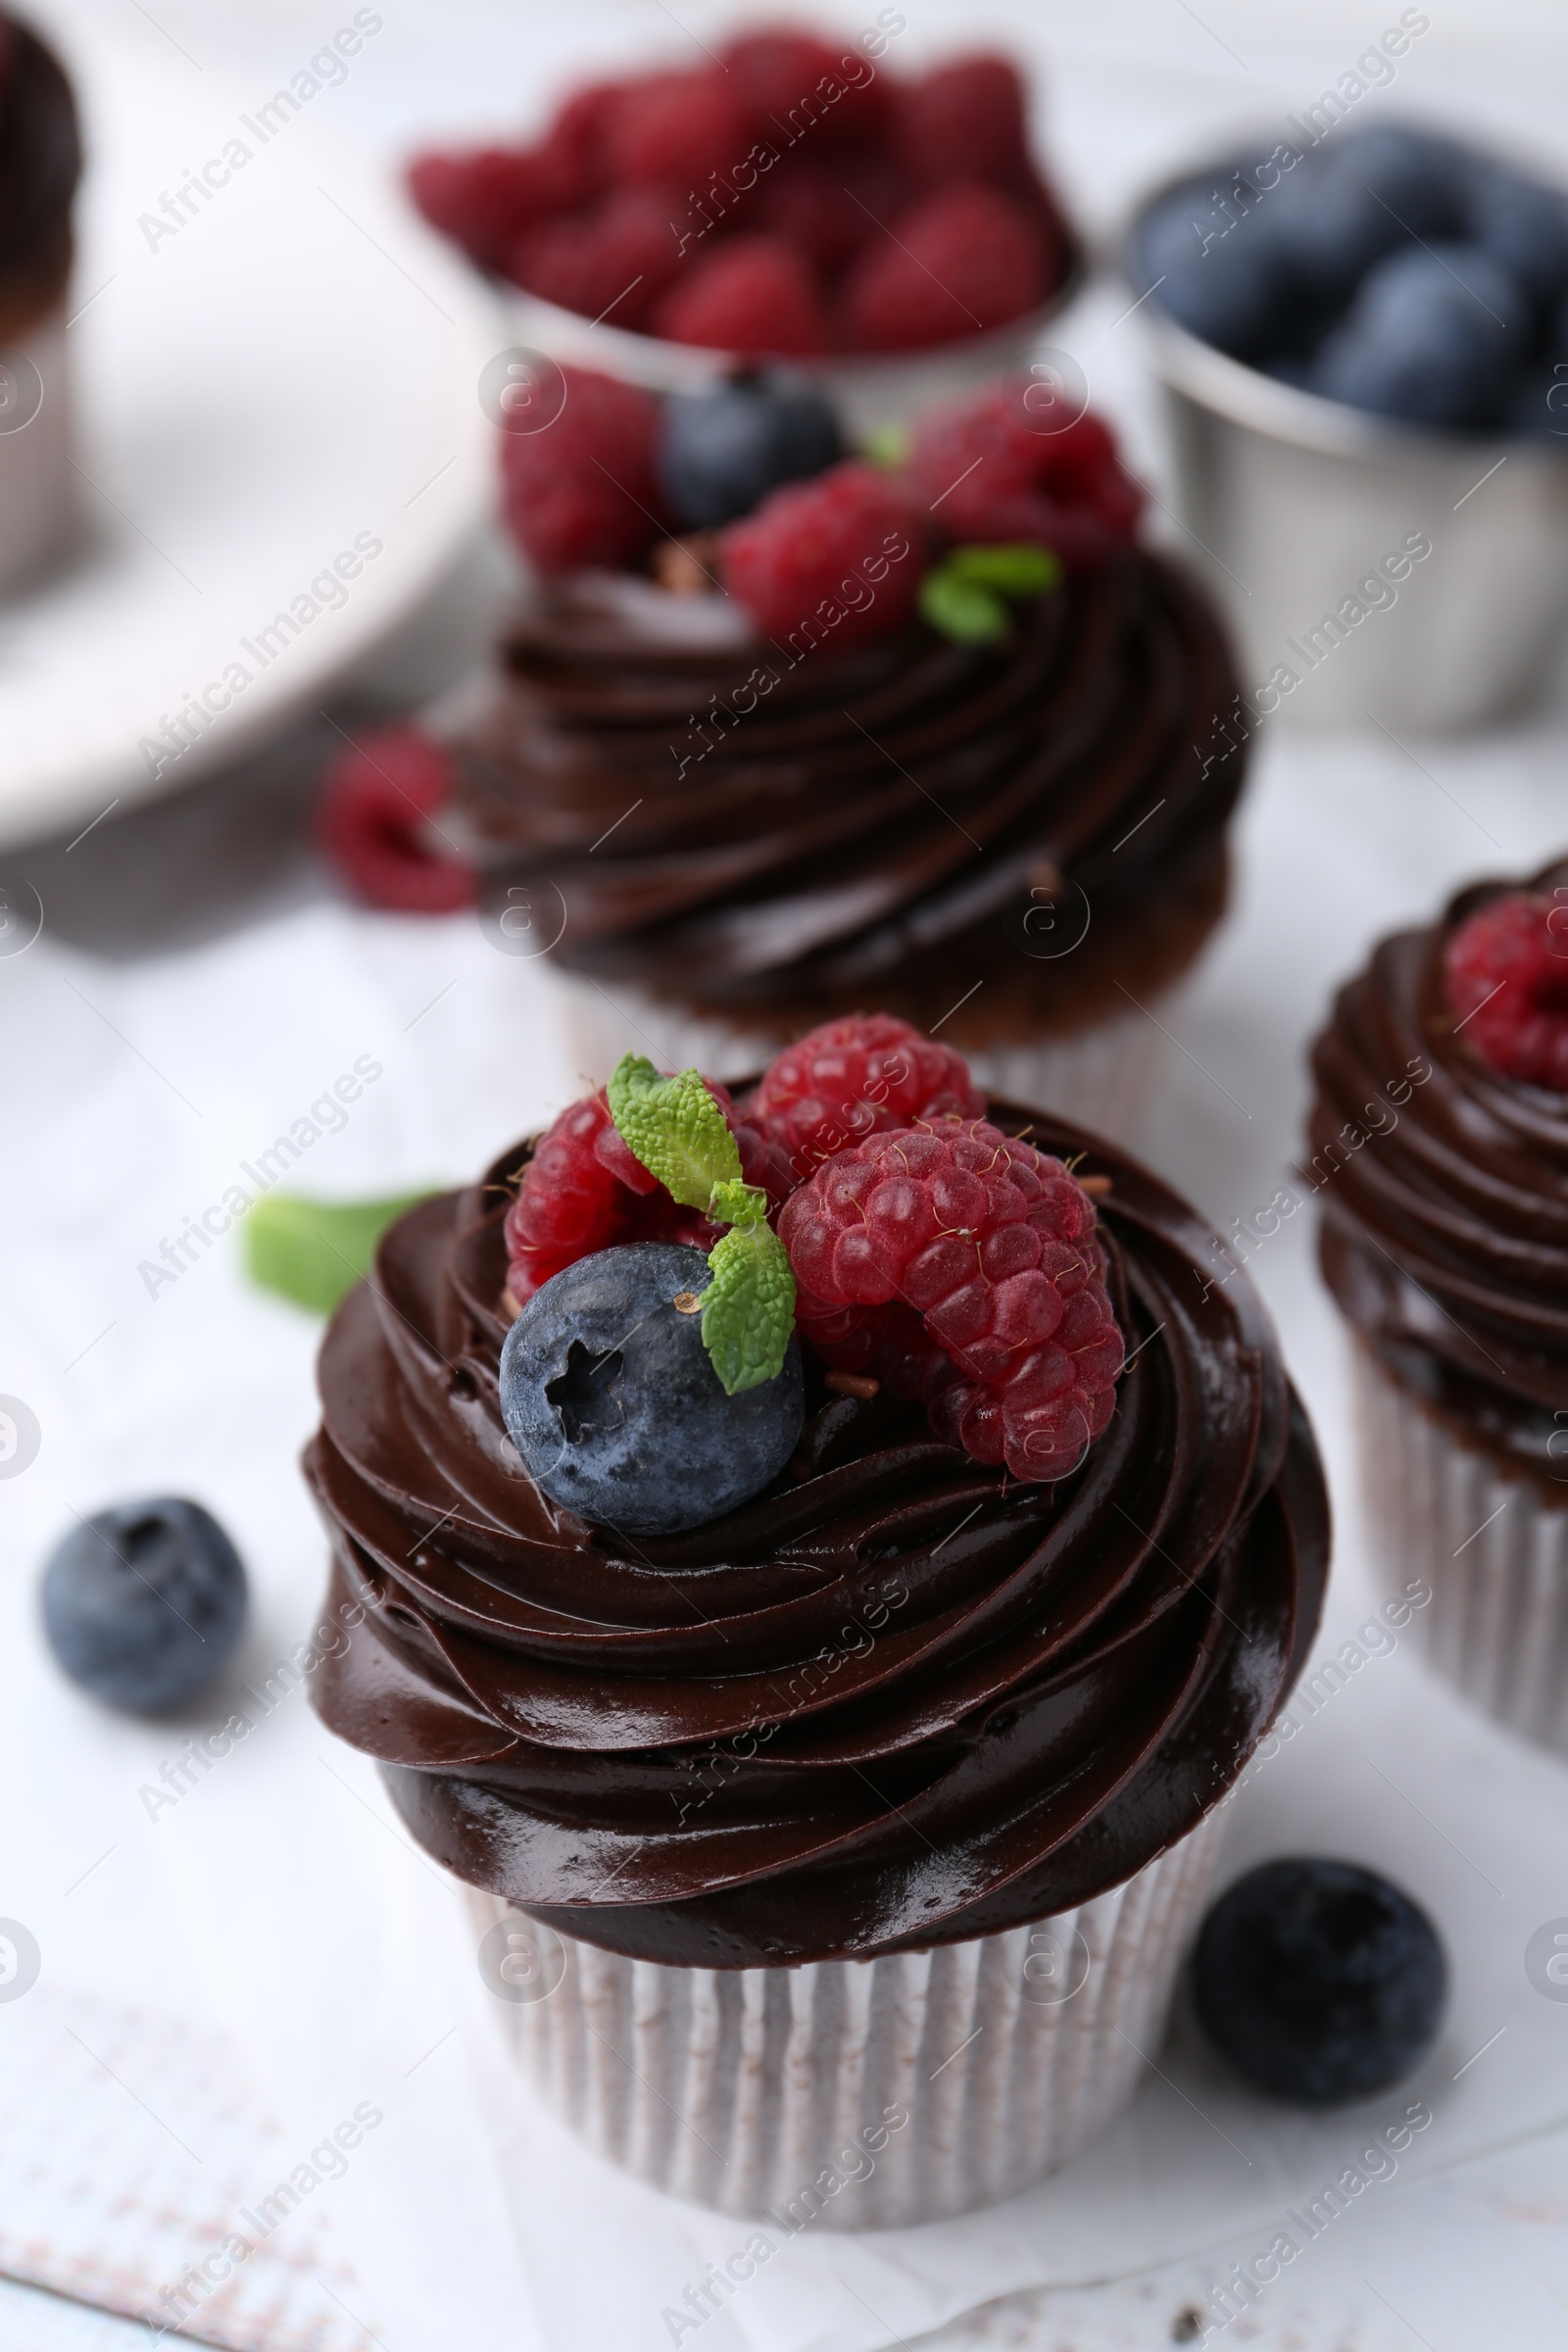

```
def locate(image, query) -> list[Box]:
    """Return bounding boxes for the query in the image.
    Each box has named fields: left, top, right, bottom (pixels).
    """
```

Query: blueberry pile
left=1135, top=124, right=1568, bottom=433
left=1193, top=1857, right=1447, bottom=2104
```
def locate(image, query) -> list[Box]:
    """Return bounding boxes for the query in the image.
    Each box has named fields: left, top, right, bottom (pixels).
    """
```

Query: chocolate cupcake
left=1309, top=861, right=1568, bottom=1753
left=307, top=1016, right=1327, bottom=2223
left=320, top=371, right=1250, bottom=1148
left=0, top=11, right=81, bottom=594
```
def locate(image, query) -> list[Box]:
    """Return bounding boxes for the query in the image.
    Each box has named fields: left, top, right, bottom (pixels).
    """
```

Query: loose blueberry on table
left=1193, top=1858, right=1447, bottom=2105
left=496, top=1015, right=1128, bottom=1535
left=42, top=1497, right=248, bottom=1712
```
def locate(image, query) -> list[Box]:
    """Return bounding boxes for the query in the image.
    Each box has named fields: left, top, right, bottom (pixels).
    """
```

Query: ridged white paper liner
left=1353, top=1347, right=1568, bottom=1756
left=0, top=301, right=73, bottom=596
left=551, top=970, right=1175, bottom=1152
left=465, top=1810, right=1225, bottom=2228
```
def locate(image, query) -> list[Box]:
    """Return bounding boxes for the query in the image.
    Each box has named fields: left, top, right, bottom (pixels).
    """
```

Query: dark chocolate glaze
left=0, top=17, right=79, bottom=299
left=306, top=1102, right=1328, bottom=1966
left=448, top=548, right=1248, bottom=1009
left=1310, top=858, right=1568, bottom=1484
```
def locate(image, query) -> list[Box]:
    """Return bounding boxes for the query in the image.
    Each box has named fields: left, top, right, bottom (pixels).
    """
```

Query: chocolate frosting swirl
left=447, top=547, right=1247, bottom=1009
left=0, top=17, right=79, bottom=317
left=307, top=1102, right=1327, bottom=1966
left=1310, top=858, right=1568, bottom=1481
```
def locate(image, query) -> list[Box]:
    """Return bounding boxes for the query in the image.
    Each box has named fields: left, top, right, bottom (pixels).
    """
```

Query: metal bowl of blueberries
left=1126, top=122, right=1568, bottom=729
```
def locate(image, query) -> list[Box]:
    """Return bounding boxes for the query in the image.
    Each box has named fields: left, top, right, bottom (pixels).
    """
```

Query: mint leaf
left=919, top=543, right=1063, bottom=645
left=920, top=567, right=1008, bottom=644
left=702, top=1221, right=797, bottom=1395
left=709, top=1176, right=768, bottom=1227
left=949, top=543, right=1062, bottom=596
left=607, top=1055, right=742, bottom=1212
left=861, top=421, right=910, bottom=469
left=245, top=1190, right=436, bottom=1315
left=607, top=1056, right=796, bottom=1395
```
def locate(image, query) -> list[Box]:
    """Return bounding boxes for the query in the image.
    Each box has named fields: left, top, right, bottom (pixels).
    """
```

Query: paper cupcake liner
left=0, top=299, right=73, bottom=596
left=550, top=968, right=1177, bottom=1152
left=465, top=1809, right=1225, bottom=2229
left=1353, top=1346, right=1568, bottom=1755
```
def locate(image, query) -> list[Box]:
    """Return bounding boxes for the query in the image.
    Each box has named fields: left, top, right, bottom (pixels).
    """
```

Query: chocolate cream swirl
left=0, top=17, right=79, bottom=325
left=307, top=1102, right=1327, bottom=1966
left=445, top=546, right=1247, bottom=1007
left=1311, top=858, right=1568, bottom=1480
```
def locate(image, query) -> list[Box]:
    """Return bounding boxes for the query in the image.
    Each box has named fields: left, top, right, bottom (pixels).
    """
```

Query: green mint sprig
left=919, top=542, right=1063, bottom=645
left=245, top=1190, right=437, bottom=1314
left=607, top=1054, right=796, bottom=1396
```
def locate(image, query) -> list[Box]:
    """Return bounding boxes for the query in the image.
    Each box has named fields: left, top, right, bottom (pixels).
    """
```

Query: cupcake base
left=0, top=298, right=73, bottom=597
left=466, top=1810, right=1225, bottom=2229
left=1353, top=1346, right=1568, bottom=1756
left=552, top=966, right=1182, bottom=1153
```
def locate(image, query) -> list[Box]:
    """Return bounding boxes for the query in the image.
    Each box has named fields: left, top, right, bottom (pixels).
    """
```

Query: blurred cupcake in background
left=319, top=364, right=1253, bottom=1147
left=405, top=29, right=1080, bottom=428
left=0, top=9, right=81, bottom=595
left=1308, top=862, right=1568, bottom=1753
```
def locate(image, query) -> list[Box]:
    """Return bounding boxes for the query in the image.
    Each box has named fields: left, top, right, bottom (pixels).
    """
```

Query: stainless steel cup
left=1125, top=187, right=1568, bottom=732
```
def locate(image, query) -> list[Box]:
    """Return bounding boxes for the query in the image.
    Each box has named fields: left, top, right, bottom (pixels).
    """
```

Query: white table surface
left=7, top=4, right=1568, bottom=2348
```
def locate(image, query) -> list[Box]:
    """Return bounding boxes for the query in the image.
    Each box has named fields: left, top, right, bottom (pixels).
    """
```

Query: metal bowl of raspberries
left=1125, top=122, right=1568, bottom=731
left=410, top=38, right=1086, bottom=441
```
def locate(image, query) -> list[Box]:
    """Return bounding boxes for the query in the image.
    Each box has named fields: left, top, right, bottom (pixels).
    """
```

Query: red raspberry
left=894, top=58, right=1032, bottom=188
left=652, top=234, right=828, bottom=356
left=605, top=71, right=747, bottom=190
left=753, top=154, right=913, bottom=272
left=842, top=183, right=1054, bottom=351
left=316, top=728, right=474, bottom=914
left=1444, top=891, right=1568, bottom=1090
left=779, top=1119, right=1124, bottom=1483
left=505, top=1083, right=794, bottom=1304
left=539, top=80, right=627, bottom=205
left=499, top=364, right=665, bottom=575
left=749, top=1014, right=985, bottom=1178
left=407, top=147, right=565, bottom=271
left=721, top=28, right=889, bottom=146
left=509, top=188, right=683, bottom=329
left=719, top=461, right=922, bottom=647
left=904, top=389, right=1144, bottom=572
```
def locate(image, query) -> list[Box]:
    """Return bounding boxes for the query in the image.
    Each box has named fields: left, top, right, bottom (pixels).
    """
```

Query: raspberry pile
left=315, top=726, right=474, bottom=913
left=503, top=1013, right=1125, bottom=1484
left=778, top=1118, right=1123, bottom=1483
left=845, top=186, right=1055, bottom=354
left=409, top=40, right=1068, bottom=356
left=1444, top=890, right=1568, bottom=1090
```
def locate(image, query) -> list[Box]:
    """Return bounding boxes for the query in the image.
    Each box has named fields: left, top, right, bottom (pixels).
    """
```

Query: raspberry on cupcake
left=1309, top=861, right=1568, bottom=1754
left=306, top=1016, right=1327, bottom=2224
